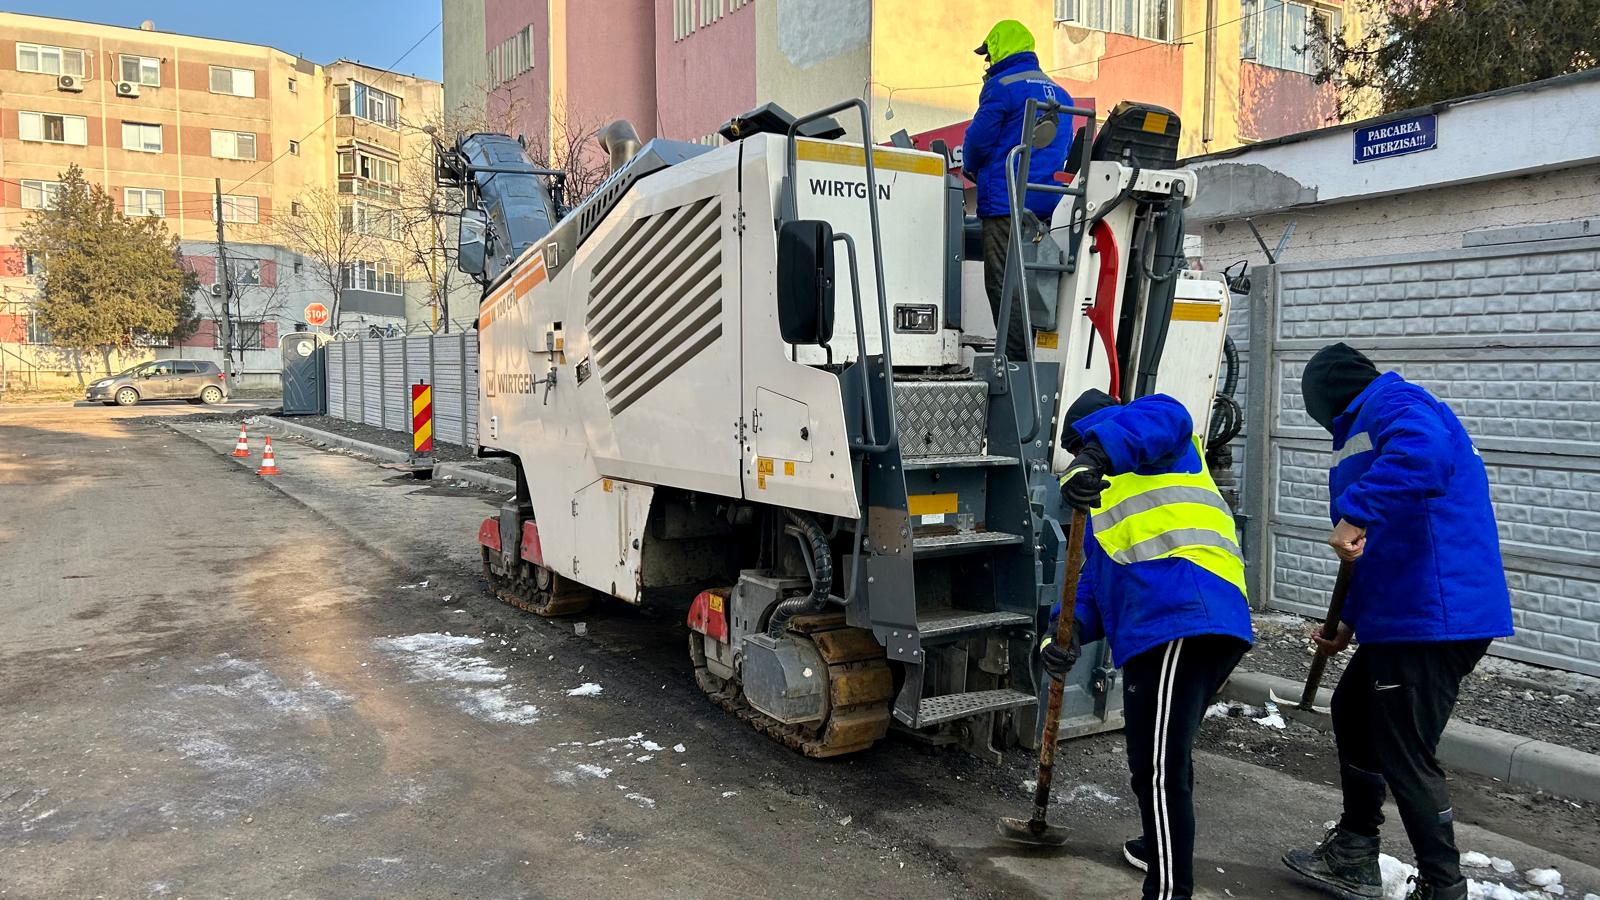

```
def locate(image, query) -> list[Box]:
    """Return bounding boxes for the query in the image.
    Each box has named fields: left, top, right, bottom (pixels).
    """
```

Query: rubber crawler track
left=689, top=612, right=893, bottom=758
left=482, top=547, right=592, bottom=617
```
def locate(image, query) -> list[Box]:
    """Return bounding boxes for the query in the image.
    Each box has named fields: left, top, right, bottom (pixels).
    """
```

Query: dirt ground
left=1245, top=613, right=1600, bottom=756
left=3, top=402, right=1596, bottom=900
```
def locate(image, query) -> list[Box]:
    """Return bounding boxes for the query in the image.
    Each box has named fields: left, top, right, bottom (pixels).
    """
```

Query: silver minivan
left=86, top=359, right=229, bottom=406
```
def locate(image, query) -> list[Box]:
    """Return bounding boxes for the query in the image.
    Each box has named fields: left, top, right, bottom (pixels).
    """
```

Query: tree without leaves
left=1315, top=0, right=1600, bottom=118
left=253, top=187, right=384, bottom=330
left=15, top=165, right=199, bottom=381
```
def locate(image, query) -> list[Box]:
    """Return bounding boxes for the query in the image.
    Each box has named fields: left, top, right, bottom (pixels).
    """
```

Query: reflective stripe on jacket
left=1053, top=395, right=1254, bottom=666
left=1087, top=435, right=1247, bottom=595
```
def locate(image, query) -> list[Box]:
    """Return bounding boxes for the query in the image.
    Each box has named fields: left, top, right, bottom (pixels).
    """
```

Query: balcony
left=335, top=116, right=400, bottom=153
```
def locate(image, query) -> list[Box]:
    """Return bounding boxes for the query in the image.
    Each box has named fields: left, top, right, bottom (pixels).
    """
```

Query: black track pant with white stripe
left=1123, top=635, right=1248, bottom=900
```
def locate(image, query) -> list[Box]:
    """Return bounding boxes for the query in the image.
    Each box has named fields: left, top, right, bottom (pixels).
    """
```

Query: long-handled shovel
left=1270, top=559, right=1354, bottom=722
left=997, top=508, right=1088, bottom=848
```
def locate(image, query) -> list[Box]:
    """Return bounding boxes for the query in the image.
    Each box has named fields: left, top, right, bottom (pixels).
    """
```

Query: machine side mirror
left=775, top=220, right=836, bottom=345
left=457, top=209, right=487, bottom=276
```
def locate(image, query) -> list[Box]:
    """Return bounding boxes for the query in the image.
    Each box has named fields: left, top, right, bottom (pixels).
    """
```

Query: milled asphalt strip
left=1220, top=669, right=1600, bottom=804
left=244, top=415, right=515, bottom=492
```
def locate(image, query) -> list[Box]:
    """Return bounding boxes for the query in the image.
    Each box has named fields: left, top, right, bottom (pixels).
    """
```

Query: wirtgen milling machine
left=443, top=98, right=1238, bottom=760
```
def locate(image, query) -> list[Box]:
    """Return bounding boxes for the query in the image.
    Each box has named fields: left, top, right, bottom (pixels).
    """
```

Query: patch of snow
left=1254, top=701, right=1287, bottom=730
left=456, top=688, right=541, bottom=725
left=573, top=764, right=612, bottom=780
left=1526, top=870, right=1562, bottom=889
left=1492, top=859, right=1517, bottom=875
left=635, top=755, right=654, bottom=763
left=672, top=743, right=686, bottom=753
left=1380, top=854, right=1418, bottom=900
left=720, top=791, right=739, bottom=799
left=1463, top=852, right=1493, bottom=868
left=624, top=792, right=656, bottom=809
left=640, top=740, right=664, bottom=752
left=566, top=682, right=603, bottom=697
left=1204, top=702, right=1233, bottom=719
left=374, top=634, right=504, bottom=684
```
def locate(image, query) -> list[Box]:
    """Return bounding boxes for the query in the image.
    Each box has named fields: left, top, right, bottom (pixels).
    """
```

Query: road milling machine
left=442, top=98, right=1240, bottom=760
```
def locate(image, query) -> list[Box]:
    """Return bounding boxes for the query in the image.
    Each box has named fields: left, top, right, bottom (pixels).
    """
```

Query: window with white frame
left=119, top=54, right=160, bottom=86
left=25, top=309, right=51, bottom=345
left=209, top=65, right=256, bottom=97
left=336, top=81, right=400, bottom=128
left=673, top=0, right=751, bottom=41
left=1054, top=0, right=1177, bottom=42
left=19, top=111, right=88, bottom=145
left=337, top=149, right=400, bottom=200
left=341, top=259, right=402, bottom=294
left=342, top=201, right=400, bottom=239
left=230, top=258, right=263, bottom=286
left=212, top=194, right=259, bottom=224
left=122, top=121, right=163, bottom=153
left=288, top=140, right=300, bottom=156
left=487, top=25, right=534, bottom=87
left=20, top=180, right=64, bottom=210
left=17, top=43, right=86, bottom=77
left=124, top=188, right=165, bottom=217
left=211, top=129, right=257, bottom=160
left=1241, top=0, right=1338, bottom=74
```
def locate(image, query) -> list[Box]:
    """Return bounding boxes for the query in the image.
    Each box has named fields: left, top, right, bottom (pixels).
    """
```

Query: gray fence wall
left=1239, top=234, right=1600, bottom=676
left=325, top=333, right=479, bottom=448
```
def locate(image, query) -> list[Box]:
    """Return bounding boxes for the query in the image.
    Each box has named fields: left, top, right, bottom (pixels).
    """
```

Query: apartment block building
left=0, top=13, right=452, bottom=390
left=448, top=0, right=1353, bottom=181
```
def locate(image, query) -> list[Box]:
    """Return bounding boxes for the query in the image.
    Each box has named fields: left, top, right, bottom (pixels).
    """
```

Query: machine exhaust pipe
left=598, top=120, right=643, bottom=174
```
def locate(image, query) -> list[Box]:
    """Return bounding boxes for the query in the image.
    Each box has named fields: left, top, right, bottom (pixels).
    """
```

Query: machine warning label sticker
left=1036, top=331, right=1059, bottom=349
left=757, top=458, right=775, bottom=475
left=784, top=461, right=795, bottom=476
left=921, top=513, right=947, bottom=525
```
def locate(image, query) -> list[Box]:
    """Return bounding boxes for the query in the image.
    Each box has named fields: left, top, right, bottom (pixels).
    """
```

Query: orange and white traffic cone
left=231, top=424, right=251, bottom=458
left=256, top=437, right=280, bottom=476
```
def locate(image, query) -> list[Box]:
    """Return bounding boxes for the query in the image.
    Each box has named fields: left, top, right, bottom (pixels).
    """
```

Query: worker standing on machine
left=963, top=19, right=1072, bottom=360
left=1283, top=344, right=1513, bottom=900
left=1044, top=389, right=1253, bottom=900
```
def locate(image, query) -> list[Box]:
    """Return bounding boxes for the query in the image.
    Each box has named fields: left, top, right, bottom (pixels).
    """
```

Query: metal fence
left=325, top=333, right=479, bottom=447
left=1238, top=233, right=1600, bottom=676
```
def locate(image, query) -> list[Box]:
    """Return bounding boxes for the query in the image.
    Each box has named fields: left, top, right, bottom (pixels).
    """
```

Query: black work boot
left=1404, top=877, right=1468, bottom=900
left=1122, top=836, right=1150, bottom=873
left=1282, top=827, right=1383, bottom=899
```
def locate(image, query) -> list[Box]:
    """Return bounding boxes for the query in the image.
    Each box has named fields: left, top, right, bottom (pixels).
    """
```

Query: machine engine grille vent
left=587, top=196, right=724, bottom=416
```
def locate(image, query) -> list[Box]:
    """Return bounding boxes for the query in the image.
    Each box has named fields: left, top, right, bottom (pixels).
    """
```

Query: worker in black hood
left=1300, top=342, right=1380, bottom=432
left=1284, top=343, right=1512, bottom=900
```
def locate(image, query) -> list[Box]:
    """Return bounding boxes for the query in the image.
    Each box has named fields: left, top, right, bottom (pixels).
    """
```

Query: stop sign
left=304, top=302, right=330, bottom=326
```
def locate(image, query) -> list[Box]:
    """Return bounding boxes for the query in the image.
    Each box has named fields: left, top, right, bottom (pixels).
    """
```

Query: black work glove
left=1039, top=620, right=1083, bottom=681
left=1059, top=442, right=1112, bottom=511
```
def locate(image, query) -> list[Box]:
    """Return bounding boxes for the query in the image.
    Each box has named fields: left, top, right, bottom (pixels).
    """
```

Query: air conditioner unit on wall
left=57, top=74, right=83, bottom=93
left=115, top=81, right=140, bottom=98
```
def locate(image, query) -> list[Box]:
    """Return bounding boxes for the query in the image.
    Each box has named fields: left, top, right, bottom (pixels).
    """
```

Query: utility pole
left=214, top=178, right=236, bottom=389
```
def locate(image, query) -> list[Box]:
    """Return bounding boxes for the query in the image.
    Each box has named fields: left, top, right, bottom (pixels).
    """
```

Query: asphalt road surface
left=2, top=403, right=1595, bottom=900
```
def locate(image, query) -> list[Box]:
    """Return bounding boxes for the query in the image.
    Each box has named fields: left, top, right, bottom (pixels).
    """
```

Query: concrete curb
left=251, top=416, right=513, bottom=494
left=1219, top=669, right=1600, bottom=804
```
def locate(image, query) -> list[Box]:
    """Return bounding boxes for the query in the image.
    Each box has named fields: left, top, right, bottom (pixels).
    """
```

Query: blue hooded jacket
left=961, top=51, right=1074, bottom=219
left=1053, top=395, right=1254, bottom=666
left=1327, top=372, right=1514, bottom=644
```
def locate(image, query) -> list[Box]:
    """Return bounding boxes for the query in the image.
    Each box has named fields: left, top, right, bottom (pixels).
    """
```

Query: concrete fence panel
left=323, top=333, right=480, bottom=449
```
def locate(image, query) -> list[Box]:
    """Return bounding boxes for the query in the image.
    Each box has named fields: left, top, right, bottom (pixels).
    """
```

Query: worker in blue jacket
left=1283, top=343, right=1513, bottom=900
left=1045, top=389, right=1253, bottom=900
left=962, top=19, right=1073, bottom=360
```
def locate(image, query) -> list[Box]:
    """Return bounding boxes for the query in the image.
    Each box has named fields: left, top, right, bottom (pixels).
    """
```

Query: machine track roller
left=689, top=612, right=893, bottom=758
left=481, top=547, right=592, bottom=617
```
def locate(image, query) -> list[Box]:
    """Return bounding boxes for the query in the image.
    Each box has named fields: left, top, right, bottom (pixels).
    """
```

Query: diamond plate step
left=894, top=381, right=988, bottom=459
left=916, top=609, right=1033, bottom=642
left=912, top=531, right=1025, bottom=558
left=912, top=689, right=1037, bottom=728
left=902, top=454, right=1020, bottom=470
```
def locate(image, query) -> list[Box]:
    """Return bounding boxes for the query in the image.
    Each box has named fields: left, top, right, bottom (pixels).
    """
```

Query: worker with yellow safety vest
left=1042, top=388, right=1254, bottom=900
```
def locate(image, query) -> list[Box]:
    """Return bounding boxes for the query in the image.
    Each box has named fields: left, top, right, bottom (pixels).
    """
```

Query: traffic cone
left=256, top=437, right=280, bottom=476
left=231, top=424, right=251, bottom=458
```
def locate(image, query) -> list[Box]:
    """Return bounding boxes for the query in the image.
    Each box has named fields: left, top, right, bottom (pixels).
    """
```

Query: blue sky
left=17, top=1, right=444, bottom=81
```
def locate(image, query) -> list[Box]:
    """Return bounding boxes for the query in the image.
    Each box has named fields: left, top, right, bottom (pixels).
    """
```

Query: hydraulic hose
left=766, top=510, right=834, bottom=638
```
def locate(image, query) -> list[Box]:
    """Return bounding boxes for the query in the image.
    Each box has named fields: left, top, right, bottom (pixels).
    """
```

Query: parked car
left=86, top=360, right=228, bottom=406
